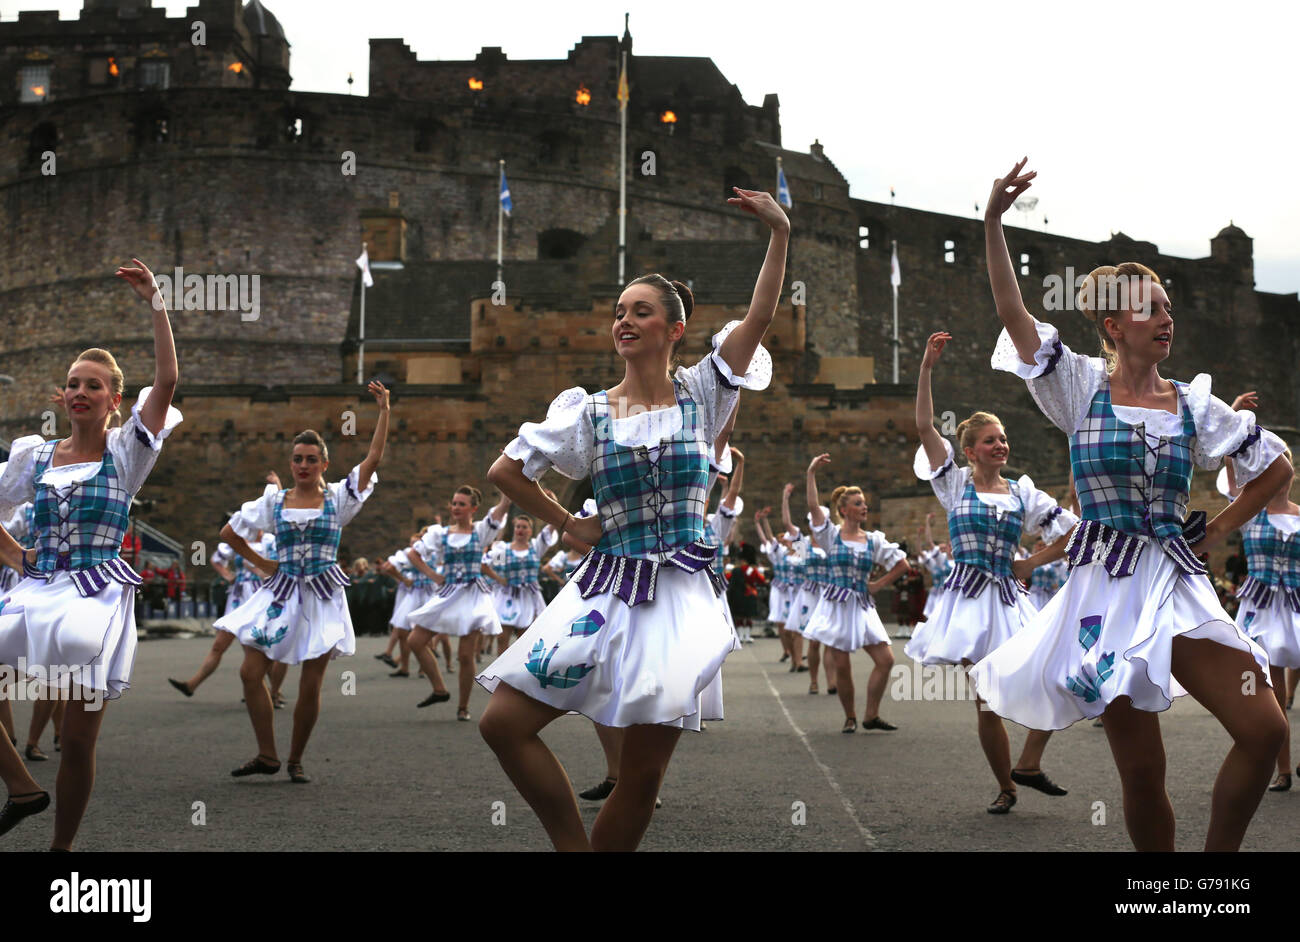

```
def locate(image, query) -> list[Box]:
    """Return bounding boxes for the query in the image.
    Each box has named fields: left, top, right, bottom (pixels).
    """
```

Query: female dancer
left=1026, top=540, right=1069, bottom=611
left=0, top=258, right=179, bottom=847
left=971, top=158, right=1290, bottom=850
left=477, top=187, right=787, bottom=851
left=375, top=536, right=422, bottom=675
left=170, top=483, right=284, bottom=703
left=489, top=514, right=559, bottom=655
left=1220, top=448, right=1300, bottom=791
left=404, top=486, right=510, bottom=718
left=910, top=330, right=1078, bottom=811
left=216, top=384, right=388, bottom=783
left=918, top=513, right=954, bottom=626
left=756, top=503, right=805, bottom=671
left=804, top=456, right=909, bottom=732
left=785, top=491, right=836, bottom=694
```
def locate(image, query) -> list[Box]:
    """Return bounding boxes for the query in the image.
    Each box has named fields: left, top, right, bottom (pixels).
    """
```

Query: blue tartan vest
left=569, top=379, right=719, bottom=607
left=1241, top=511, right=1300, bottom=589
left=824, top=532, right=876, bottom=591
left=499, top=543, right=542, bottom=587
left=1066, top=382, right=1204, bottom=575
left=31, top=440, right=133, bottom=572
left=273, top=489, right=342, bottom=577
left=947, top=478, right=1025, bottom=579
left=802, top=546, right=829, bottom=588
left=441, top=527, right=486, bottom=584
left=1031, top=559, right=1067, bottom=593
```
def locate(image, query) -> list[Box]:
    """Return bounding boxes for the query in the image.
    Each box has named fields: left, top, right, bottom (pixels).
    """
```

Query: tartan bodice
left=273, top=489, right=342, bottom=577
left=441, top=527, right=487, bottom=584
left=1241, top=510, right=1300, bottom=589
left=823, top=532, right=877, bottom=591
left=31, top=440, right=132, bottom=572
left=947, top=479, right=1025, bottom=578
left=499, top=543, right=542, bottom=586
left=1070, top=383, right=1195, bottom=545
left=802, top=546, right=830, bottom=585
left=587, top=381, right=709, bottom=560
left=20, top=503, right=37, bottom=551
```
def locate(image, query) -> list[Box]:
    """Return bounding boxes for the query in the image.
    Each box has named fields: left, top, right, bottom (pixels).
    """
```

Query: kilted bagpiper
left=403, top=486, right=510, bottom=717
left=971, top=158, right=1291, bottom=851
left=0, top=258, right=179, bottom=850
left=476, top=184, right=788, bottom=852
left=1218, top=455, right=1300, bottom=791
left=216, top=383, right=388, bottom=786
left=804, top=456, right=910, bottom=733
left=911, top=328, right=1079, bottom=813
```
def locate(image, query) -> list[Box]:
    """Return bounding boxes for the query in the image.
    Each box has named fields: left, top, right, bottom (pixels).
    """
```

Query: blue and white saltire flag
left=355, top=245, right=373, bottom=288
left=777, top=162, right=792, bottom=209
left=500, top=168, right=513, bottom=216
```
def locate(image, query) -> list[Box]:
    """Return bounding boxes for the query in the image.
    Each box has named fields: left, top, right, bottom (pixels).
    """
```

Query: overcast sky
left=6, top=0, right=1298, bottom=295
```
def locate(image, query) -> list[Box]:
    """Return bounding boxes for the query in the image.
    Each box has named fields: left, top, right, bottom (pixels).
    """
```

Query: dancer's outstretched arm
left=983, top=159, right=1041, bottom=363
left=115, top=258, right=178, bottom=436
left=915, top=331, right=952, bottom=472
left=806, top=454, right=830, bottom=529
left=356, top=381, right=390, bottom=488
left=716, top=189, right=790, bottom=377
left=780, top=482, right=799, bottom=537
left=722, top=448, right=744, bottom=510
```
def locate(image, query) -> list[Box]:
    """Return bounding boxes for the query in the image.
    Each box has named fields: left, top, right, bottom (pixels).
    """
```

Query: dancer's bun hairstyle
left=956, top=412, right=1003, bottom=454
left=293, top=429, right=329, bottom=462
left=1076, top=261, right=1162, bottom=371
left=70, top=348, right=124, bottom=429
left=828, top=484, right=864, bottom=525
left=456, top=485, right=482, bottom=506
left=626, top=273, right=694, bottom=357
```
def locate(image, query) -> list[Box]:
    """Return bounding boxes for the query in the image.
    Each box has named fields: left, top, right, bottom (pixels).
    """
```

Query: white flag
left=356, top=246, right=374, bottom=288
left=890, top=244, right=901, bottom=289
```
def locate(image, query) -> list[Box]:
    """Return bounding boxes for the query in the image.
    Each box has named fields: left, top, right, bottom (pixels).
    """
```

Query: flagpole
left=891, top=239, right=899, bottom=385
left=618, top=48, right=628, bottom=285
left=497, top=160, right=505, bottom=287
left=358, top=242, right=366, bottom=385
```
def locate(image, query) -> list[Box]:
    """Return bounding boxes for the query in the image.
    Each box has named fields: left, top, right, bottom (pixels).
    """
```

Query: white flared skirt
left=1028, top=585, right=1058, bottom=611
left=477, top=566, right=738, bottom=731
left=905, top=584, right=1037, bottom=667
left=214, top=582, right=356, bottom=665
left=0, top=572, right=137, bottom=699
left=493, top=583, right=547, bottom=629
left=921, top=584, right=945, bottom=621
left=1237, top=591, right=1300, bottom=670
left=785, top=585, right=825, bottom=635
left=406, top=582, right=502, bottom=637
left=768, top=583, right=792, bottom=626
left=390, top=583, right=435, bottom=631
left=225, top=579, right=261, bottom=616
left=970, top=551, right=1271, bottom=730
left=802, top=594, right=890, bottom=653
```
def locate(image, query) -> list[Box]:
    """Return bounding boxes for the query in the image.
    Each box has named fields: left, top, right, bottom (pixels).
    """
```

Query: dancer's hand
left=260, top=559, right=279, bottom=577
left=985, top=158, right=1036, bottom=222
left=115, top=258, right=162, bottom=307
left=921, top=331, right=951, bottom=370
left=266, top=470, right=281, bottom=488
left=726, top=187, right=790, bottom=234
left=1012, top=557, right=1034, bottom=584
left=368, top=380, right=390, bottom=411
left=807, top=453, right=831, bottom=475
left=783, top=483, right=794, bottom=498
left=729, top=446, right=745, bottom=464
left=567, top=513, right=602, bottom=548
left=1230, top=391, right=1258, bottom=411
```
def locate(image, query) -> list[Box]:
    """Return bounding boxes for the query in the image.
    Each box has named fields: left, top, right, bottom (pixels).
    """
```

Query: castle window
left=135, top=108, right=171, bottom=146
left=943, top=239, right=957, bottom=264
left=859, top=225, right=869, bottom=249
left=139, top=60, right=170, bottom=90
left=1019, top=252, right=1031, bottom=276
left=286, top=115, right=304, bottom=143
left=20, top=64, right=51, bottom=103
left=812, top=183, right=824, bottom=200
left=538, top=228, right=586, bottom=260
left=87, top=57, right=119, bottom=87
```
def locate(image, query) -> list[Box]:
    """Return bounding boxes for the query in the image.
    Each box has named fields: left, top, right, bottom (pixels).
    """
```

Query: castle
left=3, top=0, right=1296, bottom=571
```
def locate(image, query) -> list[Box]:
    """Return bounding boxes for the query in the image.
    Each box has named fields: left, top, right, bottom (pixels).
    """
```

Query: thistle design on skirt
left=1067, top=615, right=1114, bottom=703
left=251, top=603, right=289, bottom=648
left=1242, top=610, right=1256, bottom=632
left=525, top=610, right=605, bottom=689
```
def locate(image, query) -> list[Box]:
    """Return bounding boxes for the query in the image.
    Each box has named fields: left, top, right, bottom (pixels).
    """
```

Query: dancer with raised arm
left=478, top=187, right=788, bottom=851
left=971, top=159, right=1291, bottom=850
left=910, top=330, right=1078, bottom=812
left=0, top=259, right=179, bottom=848
left=756, top=504, right=804, bottom=671
left=1220, top=440, right=1300, bottom=792
left=489, top=512, right=559, bottom=655
left=216, top=383, right=388, bottom=784
left=918, top=513, right=954, bottom=626
left=804, top=456, right=909, bottom=733
left=404, top=487, right=510, bottom=718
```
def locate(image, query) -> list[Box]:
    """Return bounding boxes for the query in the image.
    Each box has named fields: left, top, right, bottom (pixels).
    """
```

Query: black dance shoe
left=0, top=791, right=51, bottom=837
